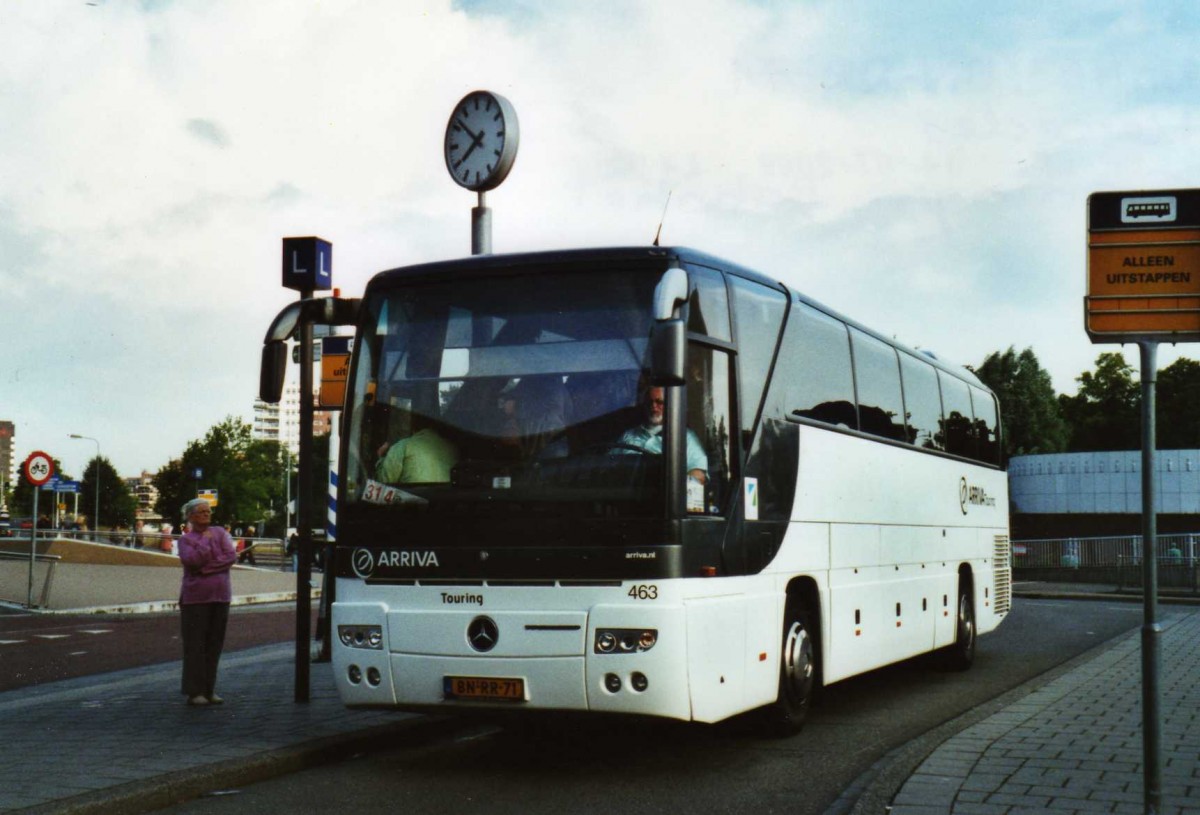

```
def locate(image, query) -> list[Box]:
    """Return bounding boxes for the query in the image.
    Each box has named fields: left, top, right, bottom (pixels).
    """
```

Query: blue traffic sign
left=282, top=237, right=333, bottom=292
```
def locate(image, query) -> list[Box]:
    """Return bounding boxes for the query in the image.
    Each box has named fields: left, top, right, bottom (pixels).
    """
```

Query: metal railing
left=0, top=550, right=61, bottom=608
left=1012, top=533, right=1200, bottom=593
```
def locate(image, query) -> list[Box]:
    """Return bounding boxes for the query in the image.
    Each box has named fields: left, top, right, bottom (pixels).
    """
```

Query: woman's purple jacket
left=177, top=526, right=238, bottom=605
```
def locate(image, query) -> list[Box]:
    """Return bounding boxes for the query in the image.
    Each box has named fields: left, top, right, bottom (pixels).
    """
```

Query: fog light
left=339, top=628, right=355, bottom=647
left=631, top=672, right=648, bottom=692
left=367, top=667, right=382, bottom=686
left=596, top=632, right=617, bottom=653
left=348, top=665, right=363, bottom=684
left=367, top=629, right=383, bottom=648
left=604, top=673, right=622, bottom=693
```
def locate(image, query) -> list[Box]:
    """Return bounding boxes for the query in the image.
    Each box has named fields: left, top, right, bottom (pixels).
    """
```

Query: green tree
left=154, top=416, right=290, bottom=532
left=973, top=347, right=1068, bottom=460
left=1157, top=357, right=1200, bottom=449
left=80, top=456, right=138, bottom=529
left=1058, top=352, right=1140, bottom=451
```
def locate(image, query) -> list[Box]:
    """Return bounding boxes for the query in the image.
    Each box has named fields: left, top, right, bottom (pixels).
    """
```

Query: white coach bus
left=262, top=246, right=1010, bottom=735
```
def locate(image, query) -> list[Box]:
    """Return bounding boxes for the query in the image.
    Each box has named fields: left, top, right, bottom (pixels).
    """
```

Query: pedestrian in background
left=177, top=499, right=237, bottom=707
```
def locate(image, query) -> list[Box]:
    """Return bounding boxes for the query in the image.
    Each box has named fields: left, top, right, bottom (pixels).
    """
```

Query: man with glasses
left=616, top=385, right=708, bottom=484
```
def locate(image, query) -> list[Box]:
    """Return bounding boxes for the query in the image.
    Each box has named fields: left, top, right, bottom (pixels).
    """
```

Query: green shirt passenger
left=375, top=428, right=458, bottom=484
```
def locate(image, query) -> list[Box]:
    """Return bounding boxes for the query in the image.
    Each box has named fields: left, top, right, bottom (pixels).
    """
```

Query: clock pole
left=472, top=191, right=491, bottom=256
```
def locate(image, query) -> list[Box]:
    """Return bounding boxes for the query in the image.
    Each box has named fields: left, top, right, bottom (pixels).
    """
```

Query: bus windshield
left=344, top=267, right=667, bottom=518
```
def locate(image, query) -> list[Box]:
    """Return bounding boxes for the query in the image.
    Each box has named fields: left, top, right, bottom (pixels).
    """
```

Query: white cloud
left=3, top=0, right=1200, bottom=475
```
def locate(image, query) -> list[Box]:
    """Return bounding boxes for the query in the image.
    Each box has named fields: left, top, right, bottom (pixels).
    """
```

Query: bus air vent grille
left=993, top=535, right=1012, bottom=615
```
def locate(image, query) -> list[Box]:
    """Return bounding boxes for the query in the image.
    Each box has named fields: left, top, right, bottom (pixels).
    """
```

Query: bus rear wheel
left=758, top=602, right=816, bottom=737
left=941, top=578, right=976, bottom=671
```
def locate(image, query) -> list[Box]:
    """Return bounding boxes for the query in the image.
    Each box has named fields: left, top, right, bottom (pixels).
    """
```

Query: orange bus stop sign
left=1087, top=189, right=1200, bottom=342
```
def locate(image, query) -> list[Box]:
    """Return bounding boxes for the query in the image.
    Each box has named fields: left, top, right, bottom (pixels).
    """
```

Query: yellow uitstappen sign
left=319, top=336, right=352, bottom=409
left=1086, top=190, right=1200, bottom=341
left=197, top=489, right=218, bottom=507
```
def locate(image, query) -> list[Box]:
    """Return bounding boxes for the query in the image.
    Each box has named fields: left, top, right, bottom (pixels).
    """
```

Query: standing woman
left=178, top=498, right=238, bottom=706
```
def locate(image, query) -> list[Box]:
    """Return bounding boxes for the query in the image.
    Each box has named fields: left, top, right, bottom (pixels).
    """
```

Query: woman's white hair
left=181, top=498, right=211, bottom=521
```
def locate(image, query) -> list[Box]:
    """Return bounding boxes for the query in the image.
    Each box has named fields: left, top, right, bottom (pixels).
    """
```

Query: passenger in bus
left=616, top=385, right=708, bottom=482
left=375, top=416, right=459, bottom=484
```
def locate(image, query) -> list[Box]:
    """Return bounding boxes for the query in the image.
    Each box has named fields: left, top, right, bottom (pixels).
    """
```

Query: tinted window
left=850, top=329, right=906, bottom=442
left=688, top=343, right=732, bottom=514
left=686, top=266, right=731, bottom=341
left=970, top=386, right=1001, bottom=465
left=730, top=276, right=788, bottom=441
left=939, top=372, right=976, bottom=459
left=899, top=353, right=943, bottom=451
left=783, top=303, right=858, bottom=430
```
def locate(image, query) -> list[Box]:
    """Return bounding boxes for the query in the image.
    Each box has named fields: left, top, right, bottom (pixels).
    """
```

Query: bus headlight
left=594, top=628, right=657, bottom=654
left=338, top=625, right=384, bottom=650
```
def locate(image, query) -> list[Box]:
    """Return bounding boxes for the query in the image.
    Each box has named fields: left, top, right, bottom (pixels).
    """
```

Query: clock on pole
left=444, top=90, right=520, bottom=254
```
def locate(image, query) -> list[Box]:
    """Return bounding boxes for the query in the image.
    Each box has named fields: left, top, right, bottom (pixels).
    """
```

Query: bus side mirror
left=649, top=319, right=685, bottom=386
left=260, top=341, right=287, bottom=403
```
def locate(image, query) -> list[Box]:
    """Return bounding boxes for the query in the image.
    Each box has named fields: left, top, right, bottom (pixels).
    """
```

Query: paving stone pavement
left=0, top=643, right=420, bottom=814
left=888, top=608, right=1200, bottom=815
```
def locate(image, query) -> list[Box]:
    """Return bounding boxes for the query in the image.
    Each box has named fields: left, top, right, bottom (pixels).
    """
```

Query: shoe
left=187, top=695, right=209, bottom=706
left=207, top=694, right=224, bottom=705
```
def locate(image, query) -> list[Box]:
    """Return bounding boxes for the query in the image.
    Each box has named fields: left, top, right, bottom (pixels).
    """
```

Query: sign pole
left=1138, top=340, right=1162, bottom=814
left=296, top=286, right=314, bottom=703
left=28, top=487, right=39, bottom=608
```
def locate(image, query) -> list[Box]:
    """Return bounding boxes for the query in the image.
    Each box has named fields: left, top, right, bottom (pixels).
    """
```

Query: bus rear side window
left=971, top=386, right=1001, bottom=465
left=784, top=303, right=857, bottom=430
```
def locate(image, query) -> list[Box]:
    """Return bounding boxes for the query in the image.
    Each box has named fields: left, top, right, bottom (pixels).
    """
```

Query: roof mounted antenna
left=652, top=190, right=673, bottom=246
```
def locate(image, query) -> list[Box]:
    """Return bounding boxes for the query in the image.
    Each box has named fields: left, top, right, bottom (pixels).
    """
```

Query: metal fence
left=1012, top=534, right=1200, bottom=568
left=1012, top=533, right=1200, bottom=592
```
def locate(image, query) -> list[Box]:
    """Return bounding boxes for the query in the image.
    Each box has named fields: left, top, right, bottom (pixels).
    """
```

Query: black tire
left=758, top=600, right=817, bottom=737
left=942, top=577, right=976, bottom=671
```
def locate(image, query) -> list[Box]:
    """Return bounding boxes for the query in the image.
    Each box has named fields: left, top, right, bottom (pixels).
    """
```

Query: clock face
left=444, top=91, right=519, bottom=192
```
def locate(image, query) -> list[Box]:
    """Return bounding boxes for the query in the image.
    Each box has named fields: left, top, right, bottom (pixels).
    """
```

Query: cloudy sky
left=4, top=0, right=1200, bottom=478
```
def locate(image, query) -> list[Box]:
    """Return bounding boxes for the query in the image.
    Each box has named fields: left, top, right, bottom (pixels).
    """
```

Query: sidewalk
left=0, top=643, right=429, bottom=814
left=0, top=581, right=1195, bottom=814
left=847, top=586, right=1200, bottom=815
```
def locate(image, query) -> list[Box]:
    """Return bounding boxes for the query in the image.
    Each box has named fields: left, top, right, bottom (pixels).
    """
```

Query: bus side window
left=850, top=329, right=906, bottom=442
left=970, top=386, right=1001, bottom=465
left=939, top=372, right=977, bottom=460
left=686, top=266, right=731, bottom=342
left=784, top=303, right=858, bottom=430
left=729, top=276, right=788, bottom=449
left=899, top=353, right=943, bottom=451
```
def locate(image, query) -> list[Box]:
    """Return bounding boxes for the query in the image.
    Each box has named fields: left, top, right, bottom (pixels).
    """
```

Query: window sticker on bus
left=362, top=479, right=428, bottom=506
left=744, top=478, right=759, bottom=521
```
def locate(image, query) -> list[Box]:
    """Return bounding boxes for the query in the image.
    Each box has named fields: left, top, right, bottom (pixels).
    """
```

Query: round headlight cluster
left=593, top=628, right=657, bottom=654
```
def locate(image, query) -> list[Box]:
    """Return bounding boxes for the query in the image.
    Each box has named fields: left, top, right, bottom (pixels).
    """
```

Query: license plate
left=443, top=675, right=526, bottom=702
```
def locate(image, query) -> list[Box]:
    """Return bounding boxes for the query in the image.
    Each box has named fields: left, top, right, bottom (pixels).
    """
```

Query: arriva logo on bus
left=959, top=477, right=997, bottom=515
left=351, top=548, right=441, bottom=578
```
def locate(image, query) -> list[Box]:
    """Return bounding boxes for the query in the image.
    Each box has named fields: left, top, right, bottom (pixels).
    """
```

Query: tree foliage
left=153, top=416, right=289, bottom=531
left=1157, top=357, right=1200, bottom=449
left=82, top=456, right=138, bottom=528
left=973, top=347, right=1068, bottom=460
left=1058, top=352, right=1140, bottom=452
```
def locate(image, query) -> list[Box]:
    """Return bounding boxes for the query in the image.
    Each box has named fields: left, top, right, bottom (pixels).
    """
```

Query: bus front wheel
left=758, top=602, right=816, bottom=737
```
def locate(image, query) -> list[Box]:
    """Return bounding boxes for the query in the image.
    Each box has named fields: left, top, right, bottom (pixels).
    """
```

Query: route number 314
left=628, top=584, right=658, bottom=600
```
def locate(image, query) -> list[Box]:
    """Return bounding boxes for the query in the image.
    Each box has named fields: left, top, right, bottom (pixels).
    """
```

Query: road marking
left=0, top=639, right=25, bottom=645
left=33, top=634, right=69, bottom=640
left=78, top=629, right=113, bottom=635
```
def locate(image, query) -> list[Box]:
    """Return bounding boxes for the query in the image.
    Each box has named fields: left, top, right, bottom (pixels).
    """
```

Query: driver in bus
left=376, top=416, right=459, bottom=484
left=616, top=385, right=708, bottom=483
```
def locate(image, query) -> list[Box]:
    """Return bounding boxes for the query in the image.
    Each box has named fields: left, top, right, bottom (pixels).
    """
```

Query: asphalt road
left=153, top=598, right=1143, bottom=815
left=0, top=604, right=308, bottom=692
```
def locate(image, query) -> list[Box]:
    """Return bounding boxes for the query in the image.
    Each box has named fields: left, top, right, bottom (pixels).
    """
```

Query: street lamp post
left=68, top=434, right=100, bottom=533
